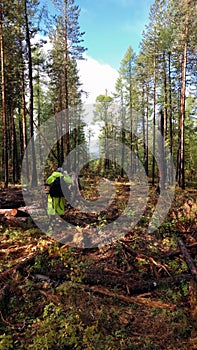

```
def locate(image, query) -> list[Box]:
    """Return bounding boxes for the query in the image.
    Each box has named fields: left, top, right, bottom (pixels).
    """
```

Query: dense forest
left=0, top=0, right=196, bottom=188
left=0, top=0, right=196, bottom=349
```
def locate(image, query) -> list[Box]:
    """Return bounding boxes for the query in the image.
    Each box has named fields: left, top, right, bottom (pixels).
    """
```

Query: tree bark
left=179, top=0, right=189, bottom=190
left=152, top=55, right=156, bottom=186
left=158, top=109, right=165, bottom=191
left=0, top=3, right=8, bottom=187
left=20, top=37, right=30, bottom=183
left=168, top=51, right=174, bottom=185
left=162, top=51, right=168, bottom=141
left=145, top=83, right=149, bottom=177
left=24, top=0, right=37, bottom=186
left=64, top=0, right=70, bottom=170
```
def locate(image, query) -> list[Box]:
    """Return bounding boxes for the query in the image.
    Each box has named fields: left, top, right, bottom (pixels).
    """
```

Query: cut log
left=0, top=209, right=13, bottom=215
left=0, top=207, right=30, bottom=217
left=178, top=237, right=197, bottom=281
left=10, top=208, right=30, bottom=217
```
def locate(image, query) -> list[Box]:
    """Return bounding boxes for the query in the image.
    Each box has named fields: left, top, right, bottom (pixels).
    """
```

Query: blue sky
left=41, top=0, right=154, bottom=103
left=75, top=0, right=154, bottom=70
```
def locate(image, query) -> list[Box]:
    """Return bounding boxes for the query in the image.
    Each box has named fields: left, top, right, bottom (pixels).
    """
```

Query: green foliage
left=26, top=302, right=117, bottom=350
left=0, top=334, right=14, bottom=350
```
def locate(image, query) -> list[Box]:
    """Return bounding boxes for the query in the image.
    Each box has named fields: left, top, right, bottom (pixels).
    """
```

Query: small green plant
left=0, top=334, right=14, bottom=350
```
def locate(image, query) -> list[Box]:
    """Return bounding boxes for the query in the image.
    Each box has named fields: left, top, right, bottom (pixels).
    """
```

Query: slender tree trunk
left=142, top=87, right=146, bottom=169
left=145, top=83, right=149, bottom=177
left=64, top=0, right=70, bottom=170
left=129, top=92, right=133, bottom=174
left=36, top=67, right=43, bottom=170
left=0, top=3, right=8, bottom=187
left=57, top=87, right=64, bottom=165
left=162, top=51, right=168, bottom=141
left=55, top=111, right=61, bottom=167
left=20, top=38, right=30, bottom=183
left=113, top=124, right=116, bottom=173
left=22, top=65, right=30, bottom=183
left=18, top=114, right=23, bottom=161
left=24, top=0, right=37, bottom=186
left=179, top=0, right=189, bottom=190
left=168, top=51, right=174, bottom=184
left=11, top=106, right=17, bottom=183
left=152, top=56, right=156, bottom=187
left=158, top=109, right=165, bottom=191
left=177, top=0, right=190, bottom=189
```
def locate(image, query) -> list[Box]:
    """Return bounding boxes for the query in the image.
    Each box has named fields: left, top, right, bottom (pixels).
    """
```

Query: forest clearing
left=0, top=181, right=196, bottom=349
left=0, top=0, right=197, bottom=348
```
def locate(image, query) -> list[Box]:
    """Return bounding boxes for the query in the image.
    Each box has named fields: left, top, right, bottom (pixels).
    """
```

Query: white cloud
left=77, top=54, right=119, bottom=104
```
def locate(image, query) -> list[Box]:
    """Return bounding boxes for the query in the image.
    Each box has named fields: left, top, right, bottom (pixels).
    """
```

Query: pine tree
left=94, top=93, right=113, bottom=171
left=119, top=46, right=136, bottom=173
left=49, top=0, right=86, bottom=168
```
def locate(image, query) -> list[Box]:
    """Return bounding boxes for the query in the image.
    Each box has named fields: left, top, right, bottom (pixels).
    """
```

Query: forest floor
left=0, top=179, right=196, bottom=350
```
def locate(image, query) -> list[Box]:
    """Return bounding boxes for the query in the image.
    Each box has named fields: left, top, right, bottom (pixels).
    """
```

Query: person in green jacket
left=46, top=167, right=72, bottom=217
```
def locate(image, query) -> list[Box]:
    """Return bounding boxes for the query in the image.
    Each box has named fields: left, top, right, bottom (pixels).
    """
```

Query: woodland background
left=0, top=0, right=196, bottom=187
left=0, top=0, right=197, bottom=349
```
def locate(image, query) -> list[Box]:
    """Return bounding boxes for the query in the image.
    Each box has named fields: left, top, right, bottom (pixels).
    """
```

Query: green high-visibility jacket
left=46, top=171, right=72, bottom=216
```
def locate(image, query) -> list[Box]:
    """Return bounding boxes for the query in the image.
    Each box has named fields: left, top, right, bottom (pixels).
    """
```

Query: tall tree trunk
left=57, top=87, right=64, bottom=166
left=121, top=98, right=126, bottom=177
left=20, top=38, right=30, bottom=183
left=11, top=105, right=17, bottom=183
left=64, top=0, right=70, bottom=170
left=162, top=51, right=168, bottom=141
left=55, top=111, right=61, bottom=167
left=168, top=51, right=174, bottom=184
left=129, top=90, right=133, bottom=174
left=145, top=83, right=149, bottom=177
left=36, top=67, right=43, bottom=170
left=179, top=0, right=189, bottom=190
left=142, top=87, right=146, bottom=170
left=18, top=114, right=23, bottom=162
left=0, top=2, right=8, bottom=187
left=24, top=0, right=37, bottom=186
left=158, top=109, right=165, bottom=191
left=152, top=56, right=156, bottom=187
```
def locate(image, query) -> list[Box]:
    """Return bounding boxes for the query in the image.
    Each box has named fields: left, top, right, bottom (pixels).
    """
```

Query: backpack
left=49, top=176, right=68, bottom=198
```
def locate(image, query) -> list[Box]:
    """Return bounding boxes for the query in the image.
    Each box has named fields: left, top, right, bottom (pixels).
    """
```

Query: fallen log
left=160, top=242, right=197, bottom=259
left=0, top=252, right=42, bottom=284
left=178, top=237, right=197, bottom=281
left=83, top=268, right=192, bottom=295
left=84, top=285, right=175, bottom=310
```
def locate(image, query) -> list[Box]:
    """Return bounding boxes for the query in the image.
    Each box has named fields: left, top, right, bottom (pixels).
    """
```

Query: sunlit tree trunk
left=20, top=38, right=30, bottom=182
left=168, top=51, right=174, bottom=185
left=0, top=2, right=8, bottom=187
left=158, top=109, right=165, bottom=191
left=162, top=51, right=168, bottom=141
left=152, top=55, right=156, bottom=187
left=11, top=105, right=19, bottom=183
left=24, top=0, right=37, bottom=186
left=63, top=0, right=70, bottom=169
left=178, top=0, right=189, bottom=190
left=145, top=83, right=149, bottom=177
